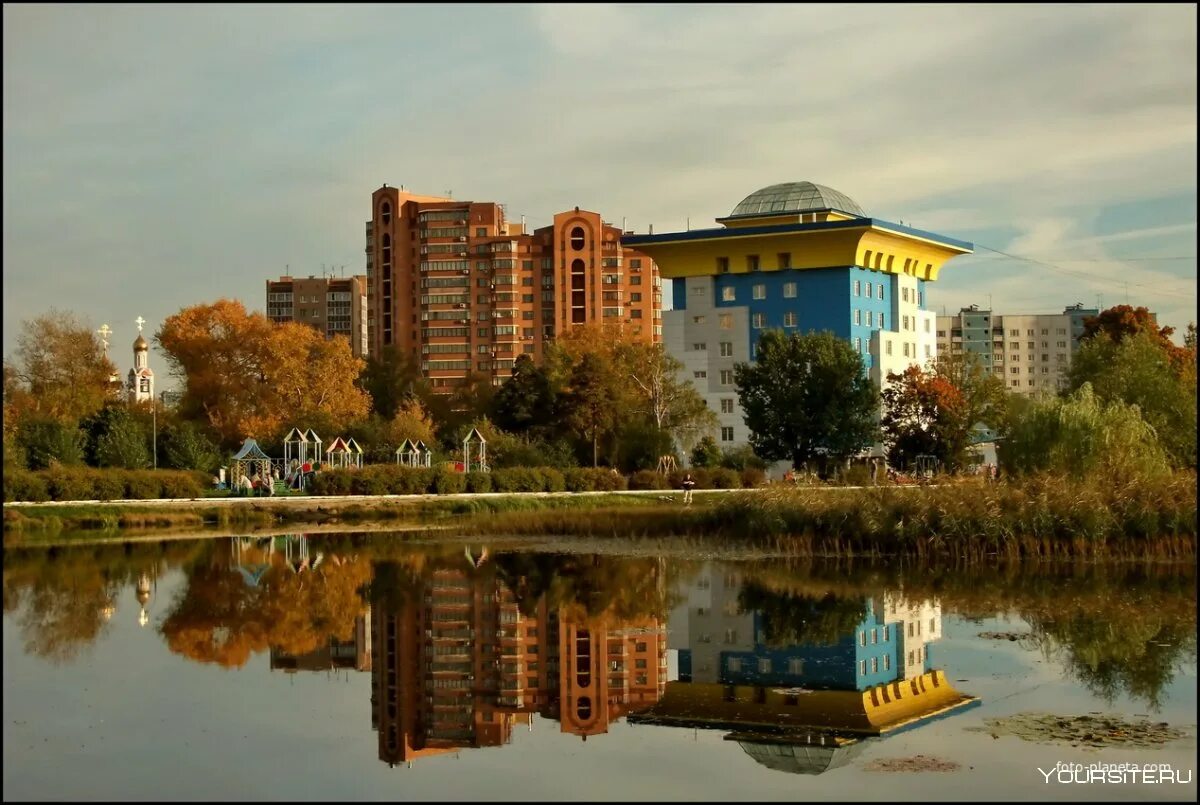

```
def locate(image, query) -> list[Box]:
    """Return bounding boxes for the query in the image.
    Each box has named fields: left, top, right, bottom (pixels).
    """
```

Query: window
left=925, top=344, right=931, bottom=357
left=1011, top=379, right=1019, bottom=387
left=903, top=342, right=910, bottom=357
left=855, top=337, right=862, bottom=352
left=855, top=310, right=862, bottom=325
left=758, top=658, right=772, bottom=673
left=721, top=426, right=734, bottom=442
left=747, top=254, right=759, bottom=272
left=752, top=313, right=764, bottom=329
left=1010, top=329, right=1020, bottom=336
left=1057, top=341, right=1067, bottom=348
left=871, top=629, right=878, bottom=644
left=727, top=657, right=742, bottom=673
left=929, top=618, right=936, bottom=634
left=854, top=280, right=861, bottom=296
left=570, top=227, right=585, bottom=249
left=752, top=284, right=766, bottom=300
left=720, top=342, right=733, bottom=356
left=693, top=371, right=707, bottom=379
left=788, top=658, right=804, bottom=674
left=719, top=314, right=733, bottom=330
left=871, top=657, right=879, bottom=673
left=1011, top=367, right=1019, bottom=374
left=859, top=631, right=867, bottom=647
left=866, top=311, right=873, bottom=327
left=720, top=369, right=734, bottom=385
left=777, top=252, right=791, bottom=269
left=1027, top=329, right=1035, bottom=336
left=879, top=313, right=884, bottom=329
left=721, top=398, right=734, bottom=413
left=878, top=284, right=884, bottom=299
left=886, top=340, right=893, bottom=356
left=902, top=315, right=909, bottom=331
left=864, top=282, right=872, bottom=297
left=925, top=319, right=931, bottom=332
left=783, top=282, right=796, bottom=298
left=693, top=315, right=706, bottom=324
left=908, top=651, right=915, bottom=665
left=722, top=287, right=736, bottom=302
left=902, top=287, right=910, bottom=302
left=783, top=312, right=797, bottom=327
left=692, top=342, right=707, bottom=351
left=883, top=654, right=891, bottom=670
left=860, top=660, right=867, bottom=676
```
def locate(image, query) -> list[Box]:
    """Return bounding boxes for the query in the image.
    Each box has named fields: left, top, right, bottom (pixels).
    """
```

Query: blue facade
left=672, top=278, right=688, bottom=311
left=715, top=604, right=900, bottom=692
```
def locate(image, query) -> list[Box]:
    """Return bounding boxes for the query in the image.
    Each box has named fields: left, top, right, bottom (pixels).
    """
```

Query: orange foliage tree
left=880, top=364, right=972, bottom=471
left=1081, top=305, right=1193, bottom=373
left=156, top=300, right=370, bottom=447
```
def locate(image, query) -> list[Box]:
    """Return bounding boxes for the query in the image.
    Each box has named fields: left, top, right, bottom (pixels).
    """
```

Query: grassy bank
left=459, top=472, right=1197, bottom=561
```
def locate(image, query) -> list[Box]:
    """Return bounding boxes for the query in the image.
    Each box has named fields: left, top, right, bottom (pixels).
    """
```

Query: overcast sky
left=4, top=3, right=1196, bottom=385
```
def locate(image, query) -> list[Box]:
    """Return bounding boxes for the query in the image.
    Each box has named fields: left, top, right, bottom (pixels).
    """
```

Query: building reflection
left=629, top=564, right=979, bottom=774
left=369, top=554, right=668, bottom=766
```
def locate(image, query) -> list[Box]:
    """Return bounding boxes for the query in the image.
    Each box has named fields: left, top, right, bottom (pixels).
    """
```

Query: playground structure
left=324, top=436, right=364, bottom=469
left=228, top=439, right=281, bottom=495
left=462, top=428, right=488, bottom=473
left=656, top=455, right=677, bottom=475
left=395, top=438, right=433, bottom=468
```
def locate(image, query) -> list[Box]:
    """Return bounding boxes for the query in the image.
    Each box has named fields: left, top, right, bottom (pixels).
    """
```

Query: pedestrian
left=681, top=472, right=696, bottom=505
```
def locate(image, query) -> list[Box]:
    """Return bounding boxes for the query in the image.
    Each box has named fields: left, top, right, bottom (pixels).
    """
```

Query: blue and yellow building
left=623, top=181, right=973, bottom=453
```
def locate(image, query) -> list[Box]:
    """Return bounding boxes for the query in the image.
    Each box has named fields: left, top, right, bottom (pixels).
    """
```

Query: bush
left=350, top=466, right=391, bottom=496
left=669, top=468, right=712, bottom=490
left=159, top=471, right=205, bottom=499
left=629, top=469, right=670, bottom=490
left=541, top=467, right=566, bottom=493
left=590, top=468, right=627, bottom=491
left=91, top=471, right=128, bottom=501
left=388, top=467, right=434, bottom=495
left=841, top=464, right=874, bottom=487
left=564, top=467, right=627, bottom=492
left=125, top=471, right=164, bottom=500
left=18, top=420, right=86, bottom=470
left=310, top=468, right=353, bottom=496
left=4, top=469, right=49, bottom=502
left=432, top=469, right=467, bottom=494
left=492, top=467, right=545, bottom=493
left=740, top=467, right=767, bottom=488
left=44, top=466, right=95, bottom=501
left=163, top=423, right=223, bottom=474
left=719, top=445, right=768, bottom=472
left=466, top=471, right=492, bottom=493
left=690, top=436, right=722, bottom=469
left=709, top=468, right=742, bottom=489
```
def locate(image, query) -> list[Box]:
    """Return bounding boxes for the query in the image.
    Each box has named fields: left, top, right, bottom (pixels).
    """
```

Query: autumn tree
left=9, top=310, right=120, bottom=426
left=360, top=345, right=426, bottom=420
left=156, top=300, right=370, bottom=447
left=880, top=365, right=970, bottom=471
left=735, top=330, right=878, bottom=472
left=618, top=342, right=717, bottom=455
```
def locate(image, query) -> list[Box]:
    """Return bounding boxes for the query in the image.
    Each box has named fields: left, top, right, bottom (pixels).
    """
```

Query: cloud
left=3, top=2, right=1197, bottom=375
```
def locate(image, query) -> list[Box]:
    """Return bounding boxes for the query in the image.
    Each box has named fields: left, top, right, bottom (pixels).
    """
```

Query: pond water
left=3, top=533, right=1196, bottom=801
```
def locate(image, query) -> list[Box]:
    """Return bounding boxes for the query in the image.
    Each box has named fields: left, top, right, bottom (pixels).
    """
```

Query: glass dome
left=728, top=181, right=865, bottom=218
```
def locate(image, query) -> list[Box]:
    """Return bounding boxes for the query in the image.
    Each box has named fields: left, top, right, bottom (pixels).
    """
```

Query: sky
left=4, top=3, right=1196, bottom=388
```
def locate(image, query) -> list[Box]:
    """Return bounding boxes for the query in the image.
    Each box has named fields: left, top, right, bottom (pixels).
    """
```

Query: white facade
left=127, top=337, right=154, bottom=404
left=880, top=594, right=943, bottom=680
left=936, top=308, right=1085, bottom=396
left=667, top=563, right=756, bottom=684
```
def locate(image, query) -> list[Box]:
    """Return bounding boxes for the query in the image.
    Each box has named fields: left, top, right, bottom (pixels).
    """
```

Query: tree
left=1081, top=305, right=1192, bottom=374
left=490, top=354, right=559, bottom=436
left=9, top=310, right=119, bottom=425
left=16, top=419, right=86, bottom=469
left=94, top=410, right=151, bottom=469
left=1067, top=330, right=1196, bottom=468
left=999, top=383, right=1170, bottom=481
left=156, top=300, right=370, bottom=446
left=360, top=346, right=425, bottom=420
left=690, top=436, right=722, bottom=468
left=734, top=330, right=878, bottom=472
left=880, top=365, right=971, bottom=471
left=619, top=342, right=718, bottom=455
left=163, top=421, right=223, bottom=473
left=564, top=353, right=620, bottom=467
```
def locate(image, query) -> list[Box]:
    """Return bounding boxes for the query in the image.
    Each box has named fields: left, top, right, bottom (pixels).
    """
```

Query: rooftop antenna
left=686, top=217, right=690, bottom=232
left=649, top=224, right=654, bottom=235
left=622, top=216, right=627, bottom=232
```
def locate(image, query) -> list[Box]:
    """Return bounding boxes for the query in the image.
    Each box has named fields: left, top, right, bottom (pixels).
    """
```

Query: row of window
left=853, top=280, right=886, bottom=300
left=715, top=253, right=791, bottom=273
left=725, top=657, right=807, bottom=674
left=853, top=310, right=887, bottom=328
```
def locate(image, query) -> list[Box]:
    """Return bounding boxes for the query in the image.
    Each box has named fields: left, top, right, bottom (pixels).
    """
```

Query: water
left=3, top=533, right=1196, bottom=801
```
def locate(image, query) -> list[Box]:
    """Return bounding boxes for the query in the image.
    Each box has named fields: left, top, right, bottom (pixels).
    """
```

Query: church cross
left=135, top=316, right=146, bottom=332
left=97, top=324, right=112, bottom=351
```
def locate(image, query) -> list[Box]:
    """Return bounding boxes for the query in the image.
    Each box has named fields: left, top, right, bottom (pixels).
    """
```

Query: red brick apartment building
left=265, top=274, right=369, bottom=358
left=366, top=185, right=662, bottom=389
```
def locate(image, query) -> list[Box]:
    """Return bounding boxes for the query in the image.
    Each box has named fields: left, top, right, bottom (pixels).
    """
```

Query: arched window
left=382, top=233, right=391, bottom=265
left=576, top=696, right=592, bottom=719
left=570, top=226, right=586, bottom=250
left=381, top=201, right=391, bottom=226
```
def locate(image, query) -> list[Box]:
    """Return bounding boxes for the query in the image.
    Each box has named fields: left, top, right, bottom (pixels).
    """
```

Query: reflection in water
left=628, top=565, right=978, bottom=774
left=2, top=534, right=1195, bottom=778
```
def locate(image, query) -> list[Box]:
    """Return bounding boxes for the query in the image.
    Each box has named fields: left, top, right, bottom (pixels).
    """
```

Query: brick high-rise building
left=366, top=185, right=662, bottom=389
left=265, top=274, right=369, bottom=358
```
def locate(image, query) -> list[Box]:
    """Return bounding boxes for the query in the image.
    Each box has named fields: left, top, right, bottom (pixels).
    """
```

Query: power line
left=968, top=255, right=1195, bottom=262
left=971, top=244, right=1196, bottom=293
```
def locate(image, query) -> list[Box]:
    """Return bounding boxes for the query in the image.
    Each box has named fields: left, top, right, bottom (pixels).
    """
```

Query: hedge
left=5, top=468, right=208, bottom=502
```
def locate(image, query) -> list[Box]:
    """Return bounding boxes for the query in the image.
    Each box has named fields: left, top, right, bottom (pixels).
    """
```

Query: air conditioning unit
left=458, top=251, right=467, bottom=257
left=460, top=318, right=470, bottom=324
left=524, top=336, right=533, bottom=341
left=461, top=268, right=470, bottom=274
left=457, top=219, right=467, bottom=225
left=458, top=236, right=467, bottom=242
left=456, top=303, right=467, bottom=309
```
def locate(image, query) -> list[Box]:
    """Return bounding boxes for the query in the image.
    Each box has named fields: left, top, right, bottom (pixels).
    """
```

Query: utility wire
left=970, top=244, right=1196, bottom=293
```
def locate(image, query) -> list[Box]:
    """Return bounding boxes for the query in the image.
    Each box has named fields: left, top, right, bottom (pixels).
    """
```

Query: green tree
left=490, top=354, right=560, bottom=436
left=16, top=419, right=86, bottom=469
left=163, top=421, right=223, bottom=473
left=565, top=353, right=620, bottom=467
left=94, top=411, right=151, bottom=469
left=360, top=345, right=425, bottom=420
left=1067, top=330, right=1197, bottom=468
left=690, top=435, right=722, bottom=469
left=619, top=342, right=718, bottom=456
left=999, top=383, right=1170, bottom=480
left=880, top=365, right=970, bottom=471
left=734, top=330, right=878, bottom=472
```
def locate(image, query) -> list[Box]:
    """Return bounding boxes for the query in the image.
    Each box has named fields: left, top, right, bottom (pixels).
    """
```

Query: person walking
left=681, top=473, right=696, bottom=505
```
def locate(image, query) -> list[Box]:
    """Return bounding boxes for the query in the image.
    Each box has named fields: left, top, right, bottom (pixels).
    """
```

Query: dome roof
left=133, top=334, right=149, bottom=350
left=728, top=181, right=865, bottom=218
